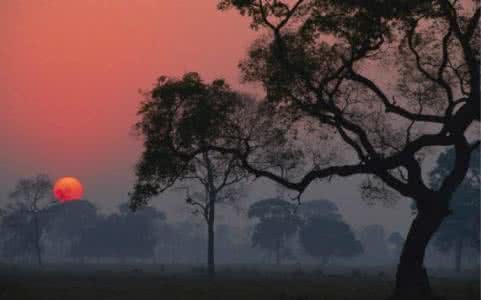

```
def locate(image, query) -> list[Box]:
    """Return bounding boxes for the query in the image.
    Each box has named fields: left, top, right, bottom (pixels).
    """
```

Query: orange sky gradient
left=1, top=0, right=258, bottom=208
left=1, top=1, right=414, bottom=232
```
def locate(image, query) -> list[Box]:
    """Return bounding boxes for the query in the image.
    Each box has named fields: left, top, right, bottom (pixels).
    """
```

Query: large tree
left=211, top=1, right=480, bottom=298
left=130, top=73, right=249, bottom=278
left=248, top=198, right=300, bottom=265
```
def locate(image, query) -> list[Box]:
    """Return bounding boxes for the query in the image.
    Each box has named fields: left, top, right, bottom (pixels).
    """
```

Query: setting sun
left=53, top=176, right=84, bottom=203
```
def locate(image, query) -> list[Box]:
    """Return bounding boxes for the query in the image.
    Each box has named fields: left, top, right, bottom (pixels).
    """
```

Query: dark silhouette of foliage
left=213, top=1, right=480, bottom=298
left=299, top=216, right=363, bottom=266
left=130, top=72, right=250, bottom=278
left=248, top=198, right=299, bottom=264
left=71, top=204, right=164, bottom=261
left=0, top=206, right=37, bottom=260
left=43, top=200, right=97, bottom=239
left=358, top=224, right=389, bottom=262
left=297, top=199, right=342, bottom=221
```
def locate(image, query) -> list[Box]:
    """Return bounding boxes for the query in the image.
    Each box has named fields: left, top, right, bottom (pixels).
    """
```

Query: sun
left=53, top=177, right=84, bottom=203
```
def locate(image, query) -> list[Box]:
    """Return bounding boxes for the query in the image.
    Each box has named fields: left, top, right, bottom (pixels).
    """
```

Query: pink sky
left=0, top=1, right=413, bottom=232
left=1, top=0, right=258, bottom=207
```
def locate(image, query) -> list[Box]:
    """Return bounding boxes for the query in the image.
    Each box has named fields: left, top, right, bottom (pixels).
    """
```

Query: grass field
left=0, top=265, right=479, bottom=300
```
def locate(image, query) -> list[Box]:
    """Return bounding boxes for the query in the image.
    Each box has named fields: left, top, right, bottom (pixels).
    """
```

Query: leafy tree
left=71, top=204, right=164, bottom=261
left=358, top=224, right=389, bottom=261
left=248, top=198, right=299, bottom=264
left=212, top=1, right=480, bottom=297
left=42, top=200, right=97, bottom=260
left=299, top=216, right=363, bottom=266
left=297, top=199, right=342, bottom=221
left=130, top=73, right=249, bottom=278
left=43, top=200, right=97, bottom=240
left=430, top=148, right=480, bottom=272
left=0, top=206, right=37, bottom=261
left=6, top=174, right=54, bottom=265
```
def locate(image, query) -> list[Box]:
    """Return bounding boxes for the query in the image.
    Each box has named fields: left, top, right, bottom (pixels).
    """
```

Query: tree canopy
left=248, top=198, right=300, bottom=264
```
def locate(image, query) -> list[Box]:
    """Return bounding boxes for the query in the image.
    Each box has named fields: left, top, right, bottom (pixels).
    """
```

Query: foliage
left=130, top=72, right=248, bottom=209
left=248, top=198, right=300, bottom=262
left=2, top=174, right=54, bottom=264
left=71, top=204, right=165, bottom=259
left=213, top=1, right=479, bottom=294
left=299, top=216, right=363, bottom=262
left=43, top=200, right=98, bottom=240
left=297, top=199, right=342, bottom=221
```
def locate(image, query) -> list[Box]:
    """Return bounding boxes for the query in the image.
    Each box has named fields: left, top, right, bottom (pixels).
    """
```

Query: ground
left=0, top=265, right=479, bottom=300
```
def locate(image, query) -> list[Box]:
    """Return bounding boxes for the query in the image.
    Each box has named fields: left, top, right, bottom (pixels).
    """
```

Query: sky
left=0, top=0, right=413, bottom=233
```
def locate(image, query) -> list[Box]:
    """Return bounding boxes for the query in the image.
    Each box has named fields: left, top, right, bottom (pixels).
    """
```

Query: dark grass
left=0, top=266, right=478, bottom=300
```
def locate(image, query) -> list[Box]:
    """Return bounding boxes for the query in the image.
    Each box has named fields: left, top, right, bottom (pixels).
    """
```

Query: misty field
left=0, top=265, right=478, bottom=300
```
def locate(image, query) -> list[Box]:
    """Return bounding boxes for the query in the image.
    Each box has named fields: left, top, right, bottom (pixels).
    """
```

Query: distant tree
left=6, top=174, right=54, bottom=265
left=71, top=204, right=164, bottom=261
left=358, top=224, right=389, bottom=261
left=388, top=232, right=405, bottom=259
left=0, top=206, right=36, bottom=261
left=42, top=200, right=97, bottom=259
left=297, top=199, right=342, bottom=221
left=130, top=73, right=249, bottom=278
left=248, top=198, right=299, bottom=265
left=430, top=148, right=480, bottom=272
left=300, top=216, right=363, bottom=266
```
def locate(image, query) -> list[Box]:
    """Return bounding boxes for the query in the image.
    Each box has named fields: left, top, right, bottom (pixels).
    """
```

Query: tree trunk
left=33, top=212, right=42, bottom=266
left=454, top=239, right=463, bottom=273
left=393, top=209, right=447, bottom=299
left=275, top=239, right=281, bottom=265
left=204, top=152, right=216, bottom=280
left=207, top=215, right=215, bottom=279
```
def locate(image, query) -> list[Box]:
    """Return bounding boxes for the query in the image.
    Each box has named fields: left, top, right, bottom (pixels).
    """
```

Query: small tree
left=430, top=148, right=480, bottom=272
left=300, top=216, right=363, bottom=266
left=130, top=73, right=249, bottom=278
left=248, top=198, right=299, bottom=265
left=7, top=174, right=54, bottom=265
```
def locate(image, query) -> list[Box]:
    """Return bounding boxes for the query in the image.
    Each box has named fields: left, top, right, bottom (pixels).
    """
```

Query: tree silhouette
left=358, top=224, right=389, bottom=262
left=299, top=216, right=363, bottom=266
left=430, top=148, right=480, bottom=272
left=42, top=200, right=97, bottom=261
left=248, top=198, right=299, bottom=265
left=297, top=199, right=342, bottom=221
left=0, top=206, right=37, bottom=261
left=7, top=174, right=54, bottom=265
left=130, top=73, right=250, bottom=278
left=213, top=1, right=480, bottom=298
left=71, top=204, right=164, bottom=262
